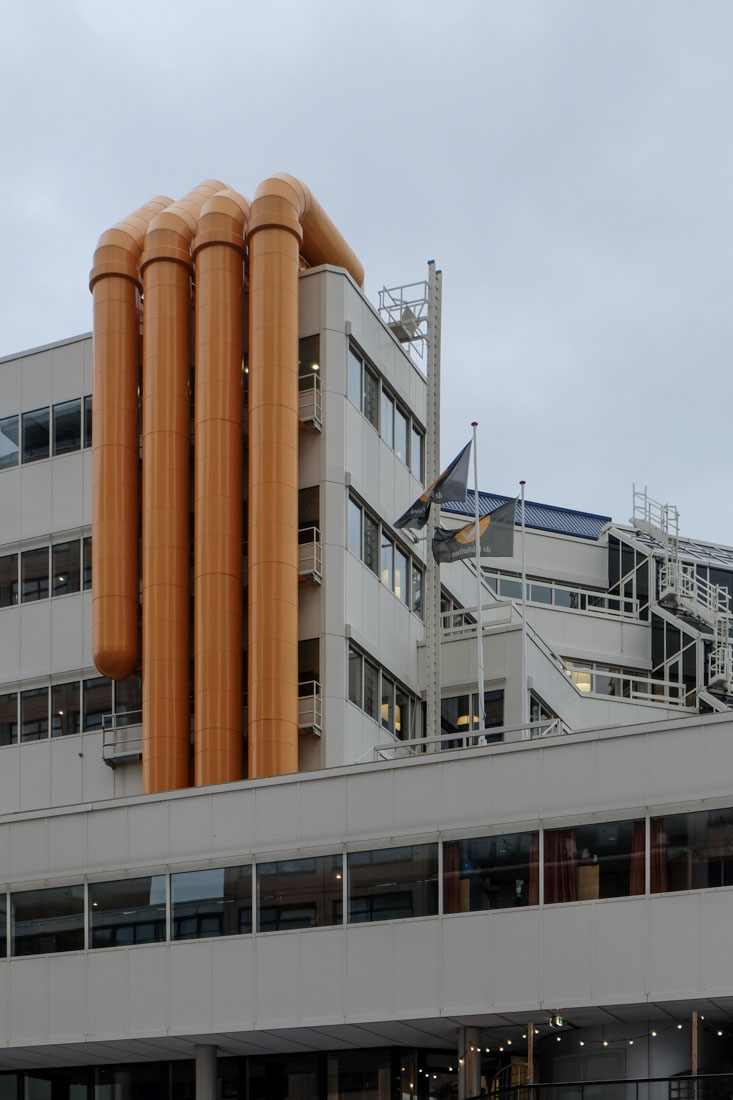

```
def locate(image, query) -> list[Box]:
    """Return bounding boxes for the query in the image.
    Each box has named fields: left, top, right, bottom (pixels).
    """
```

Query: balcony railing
left=102, top=710, right=143, bottom=766
left=298, top=372, right=322, bottom=430
left=298, top=680, right=322, bottom=734
left=480, top=1073, right=733, bottom=1100
left=298, top=526, right=322, bottom=583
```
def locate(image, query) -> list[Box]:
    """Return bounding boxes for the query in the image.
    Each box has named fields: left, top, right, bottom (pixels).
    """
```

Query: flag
left=394, top=441, right=472, bottom=530
left=432, top=498, right=517, bottom=563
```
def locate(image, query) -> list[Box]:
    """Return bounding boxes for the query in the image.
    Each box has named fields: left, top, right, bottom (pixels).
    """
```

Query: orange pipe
left=246, top=176, right=363, bottom=778
left=140, top=180, right=225, bottom=794
left=89, top=196, right=173, bottom=680
left=192, top=189, right=250, bottom=786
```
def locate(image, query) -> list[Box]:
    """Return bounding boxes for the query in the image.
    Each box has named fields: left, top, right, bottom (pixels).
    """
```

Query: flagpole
left=472, top=422, right=485, bottom=733
left=520, top=480, right=529, bottom=729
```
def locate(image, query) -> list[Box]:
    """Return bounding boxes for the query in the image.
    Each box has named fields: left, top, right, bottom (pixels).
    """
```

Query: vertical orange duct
left=246, top=176, right=364, bottom=779
left=192, top=190, right=250, bottom=786
left=89, top=197, right=172, bottom=680
left=140, top=180, right=225, bottom=793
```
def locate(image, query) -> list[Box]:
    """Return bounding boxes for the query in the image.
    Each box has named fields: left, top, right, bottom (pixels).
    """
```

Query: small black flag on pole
left=431, top=498, right=517, bottom=563
left=394, top=441, right=472, bottom=530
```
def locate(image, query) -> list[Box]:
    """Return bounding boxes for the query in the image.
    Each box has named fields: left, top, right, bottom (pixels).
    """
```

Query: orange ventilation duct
left=89, top=196, right=173, bottom=680
left=91, top=175, right=362, bottom=790
left=140, top=180, right=226, bottom=793
left=192, top=189, right=250, bottom=787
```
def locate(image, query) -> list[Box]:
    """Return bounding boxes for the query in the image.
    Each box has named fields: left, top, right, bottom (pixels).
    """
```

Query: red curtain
left=629, top=820, right=645, bottom=895
left=529, top=833, right=539, bottom=906
left=443, top=841, right=461, bottom=913
left=651, top=818, right=668, bottom=893
left=544, top=828, right=578, bottom=903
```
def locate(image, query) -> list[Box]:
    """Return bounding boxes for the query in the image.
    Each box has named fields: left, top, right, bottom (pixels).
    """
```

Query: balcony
left=298, top=373, right=322, bottom=431
left=298, top=680, right=322, bottom=734
left=102, top=711, right=142, bottom=766
left=298, top=526, right=322, bottom=583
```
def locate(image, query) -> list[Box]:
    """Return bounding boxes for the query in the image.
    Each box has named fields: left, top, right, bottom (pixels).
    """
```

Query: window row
left=348, top=496, right=423, bottom=616
left=347, top=645, right=422, bottom=740
left=347, top=344, right=424, bottom=479
left=3, top=806, right=731, bottom=956
left=0, top=674, right=141, bottom=745
left=0, top=396, right=92, bottom=470
left=0, top=537, right=91, bottom=607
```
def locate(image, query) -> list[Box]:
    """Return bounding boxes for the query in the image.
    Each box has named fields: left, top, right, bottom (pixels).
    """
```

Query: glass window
left=363, top=660, right=379, bottom=720
left=0, top=896, right=5, bottom=958
left=298, top=334, right=320, bottom=377
left=363, top=512, right=379, bottom=574
left=651, top=808, right=733, bottom=893
left=52, top=399, right=81, bottom=456
left=257, top=855, right=343, bottom=931
left=411, top=426, right=423, bottom=480
left=11, top=885, right=84, bottom=955
left=83, top=395, right=93, bottom=448
left=381, top=391, right=394, bottom=447
left=0, top=553, right=18, bottom=607
left=21, top=408, right=50, bottom=463
left=114, top=673, right=142, bottom=726
left=444, top=832, right=539, bottom=913
left=348, top=646, right=362, bottom=707
left=394, top=546, right=409, bottom=602
left=395, top=406, right=409, bottom=463
left=381, top=675, right=394, bottom=731
left=347, top=348, right=362, bottom=408
left=172, top=865, right=252, bottom=940
left=545, top=818, right=645, bottom=903
left=363, top=366, right=379, bottom=428
left=411, top=562, right=423, bottom=618
left=530, top=584, right=552, bottom=604
left=348, top=844, right=439, bottom=922
left=89, top=876, right=166, bottom=948
left=0, top=693, right=18, bottom=746
left=21, top=547, right=48, bottom=602
left=348, top=498, right=362, bottom=557
left=380, top=533, right=393, bottom=589
left=498, top=577, right=522, bottom=599
left=20, top=688, right=48, bottom=742
left=395, top=685, right=410, bottom=740
left=0, top=415, right=19, bottom=470
left=82, top=676, right=112, bottom=730
left=83, top=536, right=92, bottom=589
left=51, top=681, right=80, bottom=738
left=51, top=541, right=80, bottom=596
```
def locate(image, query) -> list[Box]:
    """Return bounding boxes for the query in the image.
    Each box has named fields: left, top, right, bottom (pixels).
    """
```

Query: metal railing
left=298, top=526, right=322, bottom=582
left=298, top=372, right=322, bottom=430
left=659, top=561, right=730, bottom=618
left=479, top=1073, right=733, bottom=1100
left=102, top=711, right=143, bottom=765
left=484, top=573, right=640, bottom=620
left=354, top=718, right=568, bottom=763
left=298, top=680, right=322, bottom=734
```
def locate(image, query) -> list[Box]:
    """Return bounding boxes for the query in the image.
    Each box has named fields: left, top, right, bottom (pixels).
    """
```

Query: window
left=51, top=541, right=80, bottom=596
left=381, top=676, right=394, bottom=730
left=21, top=408, right=50, bottom=463
left=82, top=676, right=112, bottom=731
left=172, top=865, right=252, bottom=940
left=83, top=536, right=92, bottom=589
left=380, top=532, right=393, bottom=589
left=411, top=424, right=424, bottom=480
left=394, top=546, right=409, bottom=603
left=114, top=672, right=142, bottom=726
left=363, top=659, right=379, bottom=721
left=348, top=347, right=363, bottom=408
left=363, top=365, right=379, bottom=428
left=348, top=498, right=362, bottom=558
left=411, top=561, right=423, bottom=619
left=348, top=645, right=362, bottom=707
left=0, top=415, right=19, bottom=470
left=545, top=818, right=645, bottom=903
left=51, top=681, right=80, bottom=737
left=83, top=395, right=93, bottom=447
left=257, top=855, right=343, bottom=931
left=0, top=693, right=17, bottom=746
left=651, top=809, right=733, bottom=893
left=347, top=343, right=425, bottom=480
left=0, top=554, right=18, bottom=607
left=89, top=876, right=166, bottom=947
left=441, top=690, right=504, bottom=742
left=394, top=406, right=409, bottom=464
left=348, top=844, right=439, bottom=923
left=11, top=885, right=84, bottom=955
left=52, top=399, right=81, bottom=456
left=381, top=391, right=394, bottom=447
left=444, top=832, right=539, bottom=912
left=20, top=687, right=48, bottom=742
left=348, top=645, right=419, bottom=738
left=21, top=547, right=48, bottom=602
left=349, top=495, right=422, bottom=608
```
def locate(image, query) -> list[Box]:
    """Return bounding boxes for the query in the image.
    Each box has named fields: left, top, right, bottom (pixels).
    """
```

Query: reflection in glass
left=83, top=394, right=93, bottom=447
left=115, top=673, right=142, bottom=726
left=0, top=554, right=18, bottom=607
left=89, top=876, right=166, bottom=947
left=651, top=808, right=733, bottom=893
left=20, top=688, right=48, bottom=742
left=394, top=546, right=408, bottom=603
left=51, top=681, right=80, bottom=737
left=0, top=415, right=19, bottom=470
left=395, top=406, right=408, bottom=463
left=83, top=536, right=92, bottom=589
left=363, top=660, right=379, bottom=720
left=545, top=818, right=645, bottom=903
left=0, top=693, right=18, bottom=746
left=52, top=399, right=81, bottom=456
left=381, top=675, right=394, bottom=731
left=172, top=865, right=252, bottom=939
left=363, top=512, right=379, bottom=574
left=348, top=498, right=362, bottom=557
left=51, top=541, right=81, bottom=596
left=257, top=855, right=343, bottom=931
left=82, top=676, right=112, bottom=730
left=21, top=547, right=49, bottom=602
left=381, top=391, right=394, bottom=447
left=444, top=832, right=539, bottom=912
left=348, top=844, right=438, bottom=922
left=347, top=348, right=362, bottom=408
left=348, top=646, right=362, bottom=707
left=411, top=562, right=423, bottom=618
left=12, top=885, right=84, bottom=955
left=363, top=366, right=379, bottom=428
left=21, top=408, right=50, bottom=463
left=380, top=533, right=393, bottom=589
left=411, top=425, right=423, bottom=480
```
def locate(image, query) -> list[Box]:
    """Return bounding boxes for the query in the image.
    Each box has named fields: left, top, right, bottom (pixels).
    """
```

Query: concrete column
left=195, top=1044, right=218, bottom=1100
left=458, top=1027, right=482, bottom=1100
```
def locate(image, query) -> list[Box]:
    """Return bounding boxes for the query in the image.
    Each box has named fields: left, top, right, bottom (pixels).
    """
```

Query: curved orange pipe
left=246, top=175, right=363, bottom=779
left=192, top=189, right=250, bottom=786
left=140, top=179, right=226, bottom=794
left=89, top=196, right=173, bottom=680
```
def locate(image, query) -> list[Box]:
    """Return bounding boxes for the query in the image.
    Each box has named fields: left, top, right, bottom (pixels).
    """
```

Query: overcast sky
left=2, top=0, right=732, bottom=543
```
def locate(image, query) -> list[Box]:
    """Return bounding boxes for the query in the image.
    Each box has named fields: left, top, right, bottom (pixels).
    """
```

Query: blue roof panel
left=441, top=491, right=611, bottom=541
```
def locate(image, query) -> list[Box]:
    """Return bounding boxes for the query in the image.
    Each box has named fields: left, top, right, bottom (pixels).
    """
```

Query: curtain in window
left=544, top=828, right=578, bottom=903
left=651, top=818, right=668, bottom=893
left=443, top=841, right=461, bottom=914
left=629, top=820, right=646, bottom=895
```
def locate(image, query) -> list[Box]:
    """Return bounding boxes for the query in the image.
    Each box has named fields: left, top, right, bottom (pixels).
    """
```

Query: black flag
left=394, top=442, right=472, bottom=530
left=432, top=498, right=517, bottom=563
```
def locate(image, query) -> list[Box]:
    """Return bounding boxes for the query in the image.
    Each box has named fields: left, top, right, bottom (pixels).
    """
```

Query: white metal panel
left=393, top=918, right=441, bottom=1018
left=128, top=944, right=169, bottom=1035
left=345, top=922, right=394, bottom=1021
left=648, top=892, right=701, bottom=997
left=300, top=775, right=347, bottom=847
left=86, top=949, right=129, bottom=1038
left=127, top=800, right=169, bottom=865
left=19, top=741, right=51, bottom=812
left=210, top=936, right=255, bottom=1031
left=50, top=596, right=84, bottom=676
left=255, top=931, right=300, bottom=1027
left=51, top=453, right=85, bottom=533
left=19, top=462, right=52, bottom=540
left=8, top=817, right=48, bottom=879
left=8, top=957, right=49, bottom=1044
left=211, top=789, right=255, bottom=856
left=543, top=903, right=593, bottom=1004
left=169, top=794, right=212, bottom=861
left=0, top=473, right=21, bottom=545
left=590, top=897, right=646, bottom=1001
left=441, top=912, right=491, bottom=1014
left=87, top=806, right=128, bottom=870
left=19, top=601, right=52, bottom=680
left=47, top=801, right=86, bottom=873
left=48, top=951, right=85, bottom=1041
left=488, top=907, right=541, bottom=1009
left=299, top=925, right=345, bottom=1024
left=51, top=340, right=85, bottom=405
left=19, top=352, right=53, bottom=413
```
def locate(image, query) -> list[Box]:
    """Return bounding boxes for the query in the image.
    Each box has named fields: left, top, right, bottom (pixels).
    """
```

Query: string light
left=719, top=1031, right=724, bottom=1037
left=629, top=1040, right=634, bottom=1046
left=603, top=1041, right=609, bottom=1047
left=678, top=1024, right=683, bottom=1030
left=579, top=1041, right=584, bottom=1047
left=651, top=1031, right=657, bottom=1037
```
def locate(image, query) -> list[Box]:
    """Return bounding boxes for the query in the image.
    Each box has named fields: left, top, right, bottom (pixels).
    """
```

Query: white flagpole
left=472, top=422, right=485, bottom=733
left=520, top=480, right=529, bottom=728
